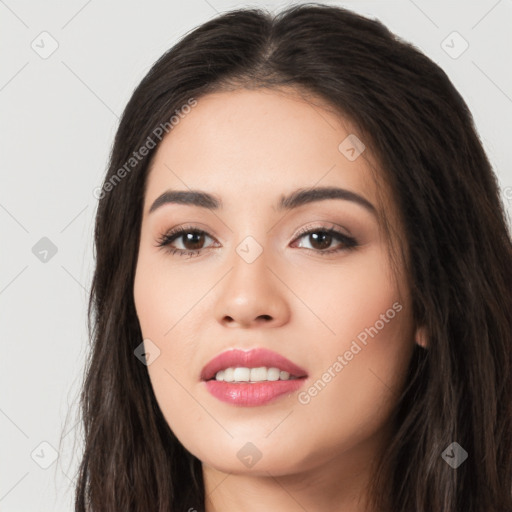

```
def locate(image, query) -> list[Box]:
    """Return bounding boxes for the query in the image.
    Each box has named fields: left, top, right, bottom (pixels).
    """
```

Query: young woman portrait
left=74, top=3, right=512, bottom=511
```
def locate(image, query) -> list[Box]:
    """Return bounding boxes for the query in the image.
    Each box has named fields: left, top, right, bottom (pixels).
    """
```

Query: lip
left=204, top=379, right=306, bottom=406
left=200, top=348, right=308, bottom=382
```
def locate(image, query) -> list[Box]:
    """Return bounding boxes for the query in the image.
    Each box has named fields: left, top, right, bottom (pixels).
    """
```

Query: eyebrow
left=148, top=186, right=377, bottom=216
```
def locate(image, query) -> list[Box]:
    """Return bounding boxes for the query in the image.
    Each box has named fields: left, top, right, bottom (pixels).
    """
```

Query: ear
left=414, top=325, right=428, bottom=349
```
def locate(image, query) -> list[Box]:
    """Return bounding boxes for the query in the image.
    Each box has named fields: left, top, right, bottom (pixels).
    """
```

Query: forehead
left=144, top=87, right=381, bottom=212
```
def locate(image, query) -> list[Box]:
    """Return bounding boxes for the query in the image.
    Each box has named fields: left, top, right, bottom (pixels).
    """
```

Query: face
left=133, top=87, right=422, bottom=480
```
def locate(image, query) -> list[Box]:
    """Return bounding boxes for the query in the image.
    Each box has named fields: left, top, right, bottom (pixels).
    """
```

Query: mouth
left=206, top=367, right=305, bottom=383
left=201, top=348, right=308, bottom=407
left=200, top=347, right=308, bottom=383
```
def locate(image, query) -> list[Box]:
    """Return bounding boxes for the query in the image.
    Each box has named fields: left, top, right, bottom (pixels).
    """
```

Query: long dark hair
left=73, top=4, right=512, bottom=511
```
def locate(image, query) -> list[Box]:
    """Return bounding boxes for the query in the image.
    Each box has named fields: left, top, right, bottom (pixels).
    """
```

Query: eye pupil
left=183, top=232, right=205, bottom=250
left=310, top=232, right=332, bottom=250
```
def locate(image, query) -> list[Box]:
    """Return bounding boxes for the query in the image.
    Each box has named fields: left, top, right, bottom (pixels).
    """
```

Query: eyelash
left=155, top=223, right=358, bottom=259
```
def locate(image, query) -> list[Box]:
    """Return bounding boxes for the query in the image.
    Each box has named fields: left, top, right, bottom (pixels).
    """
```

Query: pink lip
left=200, top=348, right=308, bottom=381
left=204, top=379, right=306, bottom=406
left=200, top=348, right=308, bottom=407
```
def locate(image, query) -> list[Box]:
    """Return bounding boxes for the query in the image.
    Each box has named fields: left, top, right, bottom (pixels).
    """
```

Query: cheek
left=133, top=248, right=204, bottom=338
left=289, top=243, right=408, bottom=357
left=292, top=246, right=413, bottom=431
left=133, top=251, right=210, bottom=433
left=133, top=259, right=195, bottom=385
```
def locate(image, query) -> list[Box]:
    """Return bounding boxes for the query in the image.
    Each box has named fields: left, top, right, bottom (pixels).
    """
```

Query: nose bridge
left=224, top=205, right=273, bottom=275
left=228, top=233, right=273, bottom=299
left=213, top=232, right=290, bottom=327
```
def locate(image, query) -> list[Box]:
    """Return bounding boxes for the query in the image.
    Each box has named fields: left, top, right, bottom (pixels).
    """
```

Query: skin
left=133, top=87, right=427, bottom=512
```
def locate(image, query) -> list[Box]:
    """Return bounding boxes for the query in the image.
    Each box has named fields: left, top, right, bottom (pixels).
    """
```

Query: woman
left=75, top=4, right=512, bottom=511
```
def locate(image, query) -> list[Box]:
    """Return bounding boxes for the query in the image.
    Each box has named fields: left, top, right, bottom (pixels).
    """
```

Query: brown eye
left=293, top=227, right=358, bottom=254
left=303, top=232, right=334, bottom=251
left=179, top=231, right=207, bottom=251
left=156, top=227, right=216, bottom=257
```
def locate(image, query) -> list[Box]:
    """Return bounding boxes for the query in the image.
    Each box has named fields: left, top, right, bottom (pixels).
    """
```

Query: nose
left=214, top=246, right=291, bottom=329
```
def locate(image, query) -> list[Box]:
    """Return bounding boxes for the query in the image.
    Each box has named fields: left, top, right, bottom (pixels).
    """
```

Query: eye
left=291, top=224, right=358, bottom=255
left=155, top=225, right=217, bottom=258
left=155, top=223, right=358, bottom=258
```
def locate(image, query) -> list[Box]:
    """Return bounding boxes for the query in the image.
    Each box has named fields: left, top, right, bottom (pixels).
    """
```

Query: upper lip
left=200, top=348, right=308, bottom=381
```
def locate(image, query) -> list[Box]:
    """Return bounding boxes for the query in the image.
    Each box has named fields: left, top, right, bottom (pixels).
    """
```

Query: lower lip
left=204, top=378, right=307, bottom=406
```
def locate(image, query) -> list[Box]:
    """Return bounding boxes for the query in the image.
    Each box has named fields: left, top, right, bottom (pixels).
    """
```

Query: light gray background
left=1, top=1, right=511, bottom=510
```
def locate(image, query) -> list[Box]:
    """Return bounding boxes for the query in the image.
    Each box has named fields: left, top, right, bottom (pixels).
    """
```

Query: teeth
left=214, top=367, right=296, bottom=382
left=233, top=367, right=250, bottom=382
